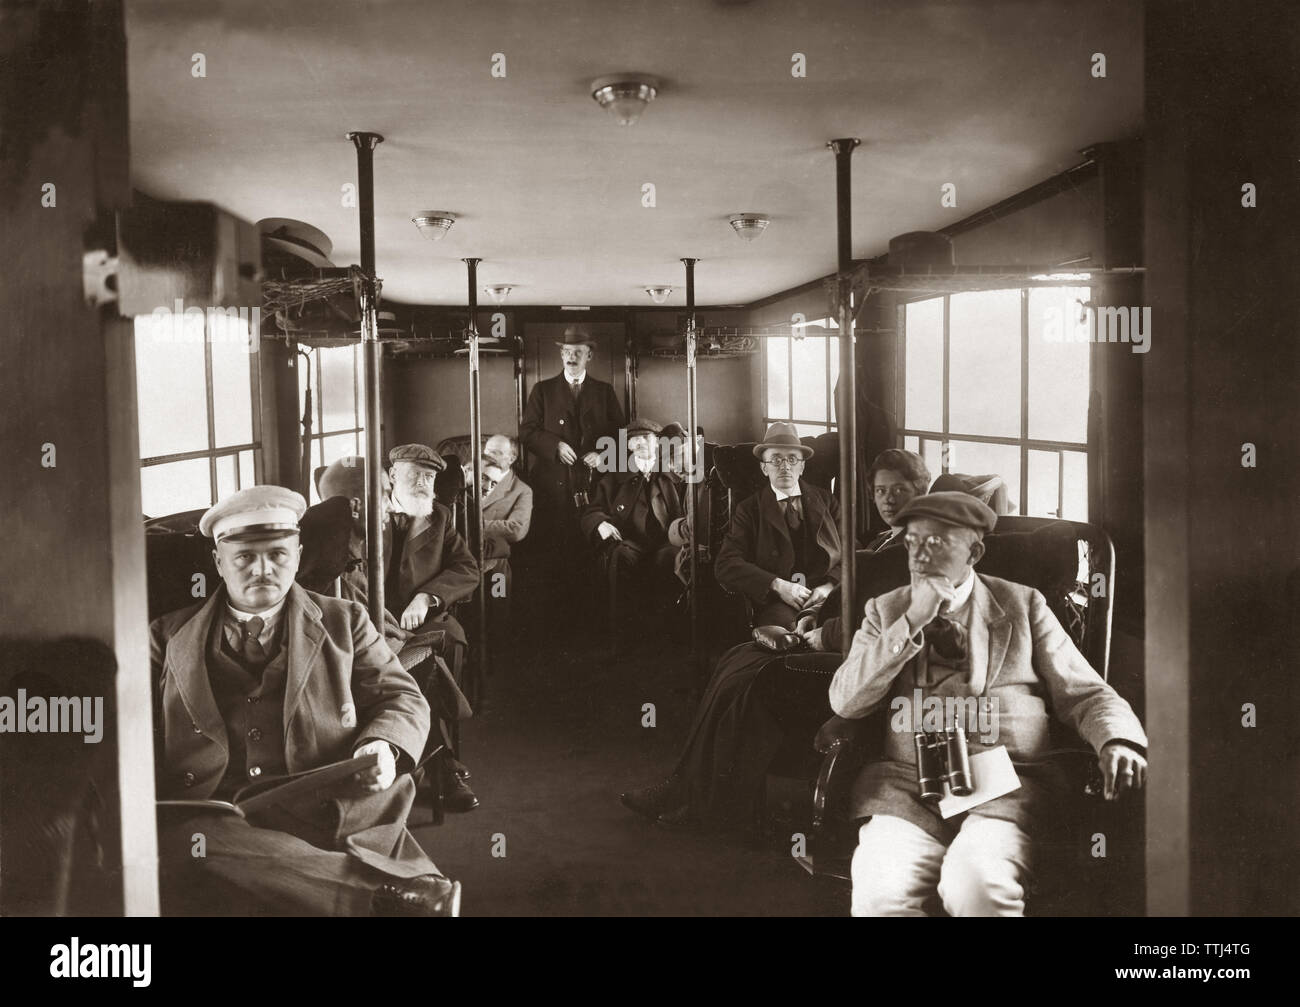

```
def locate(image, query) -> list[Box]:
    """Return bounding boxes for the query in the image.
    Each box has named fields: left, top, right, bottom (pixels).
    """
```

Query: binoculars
left=914, top=722, right=974, bottom=800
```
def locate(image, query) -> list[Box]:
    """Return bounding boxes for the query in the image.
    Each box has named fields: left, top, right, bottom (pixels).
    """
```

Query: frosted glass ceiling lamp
left=411, top=211, right=457, bottom=241
left=484, top=284, right=513, bottom=305
left=644, top=286, right=673, bottom=304
left=729, top=213, right=770, bottom=242
left=591, top=75, right=660, bottom=126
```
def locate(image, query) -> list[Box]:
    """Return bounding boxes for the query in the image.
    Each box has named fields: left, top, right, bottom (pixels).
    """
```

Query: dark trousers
left=158, top=775, right=438, bottom=917
left=601, top=539, right=679, bottom=635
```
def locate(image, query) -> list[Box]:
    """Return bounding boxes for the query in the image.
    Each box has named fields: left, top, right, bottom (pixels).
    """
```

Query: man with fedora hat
left=714, top=421, right=845, bottom=628
left=150, top=485, right=461, bottom=915
left=579, top=417, right=684, bottom=624
left=828, top=491, right=1147, bottom=916
left=520, top=327, right=626, bottom=571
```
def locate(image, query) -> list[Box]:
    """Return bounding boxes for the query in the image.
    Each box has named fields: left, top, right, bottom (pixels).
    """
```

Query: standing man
left=519, top=327, right=625, bottom=569
left=151, top=486, right=460, bottom=916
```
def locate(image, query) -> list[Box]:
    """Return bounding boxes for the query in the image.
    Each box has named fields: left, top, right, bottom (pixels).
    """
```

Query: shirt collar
left=226, top=594, right=287, bottom=623
left=943, top=569, right=977, bottom=614
left=567, top=371, right=587, bottom=386
left=772, top=484, right=802, bottom=502
left=632, top=455, right=656, bottom=474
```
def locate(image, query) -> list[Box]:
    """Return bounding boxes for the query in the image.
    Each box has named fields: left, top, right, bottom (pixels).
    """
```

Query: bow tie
left=922, top=615, right=967, bottom=661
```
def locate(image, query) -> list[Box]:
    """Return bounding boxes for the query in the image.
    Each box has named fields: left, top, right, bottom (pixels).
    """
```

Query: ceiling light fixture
left=644, top=286, right=673, bottom=304
left=411, top=210, right=457, bottom=241
left=728, top=213, right=770, bottom=242
left=484, top=284, right=513, bottom=305
left=590, top=74, right=660, bottom=126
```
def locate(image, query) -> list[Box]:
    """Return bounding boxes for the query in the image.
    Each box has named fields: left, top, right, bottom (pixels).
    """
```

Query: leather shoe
left=654, top=804, right=696, bottom=830
left=620, top=775, right=681, bottom=821
left=441, top=765, right=480, bottom=812
left=372, top=876, right=462, bottom=917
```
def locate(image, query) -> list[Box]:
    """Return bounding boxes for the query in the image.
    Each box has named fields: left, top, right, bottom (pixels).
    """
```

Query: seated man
left=478, top=434, right=534, bottom=594
left=318, top=456, right=477, bottom=812
left=829, top=492, right=1148, bottom=917
left=151, top=486, right=460, bottom=916
left=714, top=421, right=843, bottom=628
left=579, top=417, right=684, bottom=621
left=385, top=443, right=482, bottom=811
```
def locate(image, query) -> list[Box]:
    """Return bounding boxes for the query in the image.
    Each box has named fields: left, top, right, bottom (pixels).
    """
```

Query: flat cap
left=200, top=485, right=306, bottom=543
left=894, top=491, right=998, bottom=535
left=388, top=443, right=446, bottom=471
left=626, top=417, right=663, bottom=438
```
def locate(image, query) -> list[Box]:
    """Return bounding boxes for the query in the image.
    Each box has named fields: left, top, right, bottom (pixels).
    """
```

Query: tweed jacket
left=829, top=572, right=1147, bottom=839
left=481, top=469, right=533, bottom=555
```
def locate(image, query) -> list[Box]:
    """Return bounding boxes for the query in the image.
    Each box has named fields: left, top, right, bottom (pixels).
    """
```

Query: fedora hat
left=555, top=326, right=596, bottom=348
left=258, top=218, right=335, bottom=269
left=753, top=421, right=813, bottom=460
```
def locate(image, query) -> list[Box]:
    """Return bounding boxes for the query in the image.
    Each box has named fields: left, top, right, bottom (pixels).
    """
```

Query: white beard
left=392, top=486, right=434, bottom=518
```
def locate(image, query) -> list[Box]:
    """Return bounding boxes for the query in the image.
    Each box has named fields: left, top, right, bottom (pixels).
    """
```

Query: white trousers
left=850, top=814, right=1033, bottom=917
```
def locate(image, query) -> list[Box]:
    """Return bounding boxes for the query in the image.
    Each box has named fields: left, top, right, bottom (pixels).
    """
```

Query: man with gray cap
left=150, top=485, right=461, bottom=915
left=828, top=491, right=1148, bottom=917
left=519, top=327, right=625, bottom=571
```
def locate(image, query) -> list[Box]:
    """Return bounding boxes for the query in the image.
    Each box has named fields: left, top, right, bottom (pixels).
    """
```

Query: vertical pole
left=347, top=130, right=386, bottom=629
left=682, top=258, right=700, bottom=662
left=828, top=138, right=860, bottom=642
left=465, top=259, right=488, bottom=693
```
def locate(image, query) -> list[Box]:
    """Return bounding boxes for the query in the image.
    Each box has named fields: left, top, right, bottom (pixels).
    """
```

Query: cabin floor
left=408, top=568, right=846, bottom=917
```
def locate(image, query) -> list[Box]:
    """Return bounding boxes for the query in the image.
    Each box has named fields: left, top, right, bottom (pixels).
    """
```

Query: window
left=298, top=344, right=365, bottom=503
left=134, top=310, right=261, bottom=518
left=763, top=319, right=840, bottom=436
left=898, top=286, right=1091, bottom=519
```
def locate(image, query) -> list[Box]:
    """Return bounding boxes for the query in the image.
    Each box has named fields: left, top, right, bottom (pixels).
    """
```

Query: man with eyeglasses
left=828, top=491, right=1148, bottom=916
left=714, top=421, right=844, bottom=628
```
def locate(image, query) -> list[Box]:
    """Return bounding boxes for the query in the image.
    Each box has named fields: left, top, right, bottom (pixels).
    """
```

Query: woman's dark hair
left=867, top=448, right=931, bottom=496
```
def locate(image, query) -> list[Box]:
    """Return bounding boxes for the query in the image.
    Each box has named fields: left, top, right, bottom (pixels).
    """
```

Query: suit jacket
left=828, top=573, right=1147, bottom=838
left=579, top=467, right=683, bottom=546
left=150, top=583, right=430, bottom=801
left=385, top=502, right=479, bottom=611
left=714, top=481, right=843, bottom=603
left=519, top=372, right=625, bottom=507
left=481, top=469, right=533, bottom=556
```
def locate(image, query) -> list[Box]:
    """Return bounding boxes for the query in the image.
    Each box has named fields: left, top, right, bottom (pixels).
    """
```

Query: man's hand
left=353, top=740, right=398, bottom=793
left=906, top=575, right=957, bottom=631
left=582, top=451, right=601, bottom=468
left=772, top=578, right=813, bottom=610
left=814, top=715, right=857, bottom=754
left=806, top=582, right=835, bottom=610
left=400, top=592, right=436, bottom=630
left=597, top=521, right=623, bottom=542
left=1098, top=741, right=1147, bottom=801
left=557, top=442, right=578, bottom=465
left=802, top=627, right=826, bottom=651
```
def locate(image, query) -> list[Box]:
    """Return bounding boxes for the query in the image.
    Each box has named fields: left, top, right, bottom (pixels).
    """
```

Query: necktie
left=922, top=615, right=967, bottom=661
left=569, top=380, right=580, bottom=401
left=783, top=496, right=803, bottom=531
left=241, top=616, right=266, bottom=664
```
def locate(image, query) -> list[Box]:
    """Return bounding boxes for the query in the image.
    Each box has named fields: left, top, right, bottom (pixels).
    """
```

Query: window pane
left=320, top=346, right=358, bottom=433
left=1062, top=450, right=1088, bottom=521
left=134, top=315, right=209, bottom=458
left=216, top=453, right=239, bottom=500
left=920, top=438, right=942, bottom=483
left=210, top=314, right=254, bottom=448
left=766, top=337, right=790, bottom=419
left=946, top=440, right=1021, bottom=513
left=791, top=336, right=828, bottom=422
left=827, top=336, right=840, bottom=425
left=140, top=457, right=211, bottom=518
left=948, top=290, right=1020, bottom=438
left=1027, top=449, right=1061, bottom=518
left=1027, top=286, right=1090, bottom=443
left=904, top=435, right=919, bottom=453
left=904, top=298, right=943, bottom=431
left=238, top=450, right=254, bottom=490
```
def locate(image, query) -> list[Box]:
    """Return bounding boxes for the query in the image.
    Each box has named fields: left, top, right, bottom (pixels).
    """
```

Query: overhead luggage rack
left=851, top=262, right=1144, bottom=295
left=646, top=327, right=760, bottom=359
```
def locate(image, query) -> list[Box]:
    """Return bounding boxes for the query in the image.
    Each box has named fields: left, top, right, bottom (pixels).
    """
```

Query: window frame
left=299, top=343, right=365, bottom=499
left=760, top=321, right=840, bottom=436
left=895, top=286, right=1092, bottom=520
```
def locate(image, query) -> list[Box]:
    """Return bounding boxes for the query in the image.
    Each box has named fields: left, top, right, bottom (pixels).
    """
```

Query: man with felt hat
left=149, top=485, right=461, bottom=915
left=519, top=326, right=626, bottom=576
left=714, top=421, right=844, bottom=628
left=579, top=417, right=684, bottom=628
left=827, top=491, right=1148, bottom=917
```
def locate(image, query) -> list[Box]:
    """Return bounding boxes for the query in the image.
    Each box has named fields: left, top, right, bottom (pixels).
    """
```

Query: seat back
left=802, top=431, right=839, bottom=491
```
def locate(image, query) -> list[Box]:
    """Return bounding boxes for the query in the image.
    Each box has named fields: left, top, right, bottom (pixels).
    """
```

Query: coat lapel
left=758, top=485, right=792, bottom=549
left=967, top=574, right=1011, bottom=695
left=164, top=590, right=230, bottom=749
left=282, top=583, right=326, bottom=727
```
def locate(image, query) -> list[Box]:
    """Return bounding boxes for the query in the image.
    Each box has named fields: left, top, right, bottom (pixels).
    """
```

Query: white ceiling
left=125, top=0, right=1141, bottom=306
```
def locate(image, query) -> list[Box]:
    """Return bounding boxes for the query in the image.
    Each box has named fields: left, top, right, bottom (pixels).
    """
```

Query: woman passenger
left=619, top=448, right=930, bottom=831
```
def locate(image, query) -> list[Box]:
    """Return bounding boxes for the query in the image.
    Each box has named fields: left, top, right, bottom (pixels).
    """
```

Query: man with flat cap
left=714, top=421, right=844, bottom=629
left=519, top=327, right=626, bottom=572
left=580, top=417, right=684, bottom=627
left=149, top=485, right=461, bottom=915
left=827, top=491, right=1148, bottom=916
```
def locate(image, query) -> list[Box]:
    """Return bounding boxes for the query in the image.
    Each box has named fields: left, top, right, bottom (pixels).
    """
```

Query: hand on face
left=214, top=536, right=301, bottom=612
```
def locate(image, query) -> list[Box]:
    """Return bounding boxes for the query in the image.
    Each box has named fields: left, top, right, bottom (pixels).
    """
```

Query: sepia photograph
left=1, top=0, right=1296, bottom=958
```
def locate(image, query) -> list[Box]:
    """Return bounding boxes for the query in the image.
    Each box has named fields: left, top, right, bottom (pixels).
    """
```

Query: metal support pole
left=347, top=130, right=386, bottom=629
left=828, top=138, right=860, bottom=642
left=465, top=258, right=488, bottom=694
left=682, top=257, right=700, bottom=662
